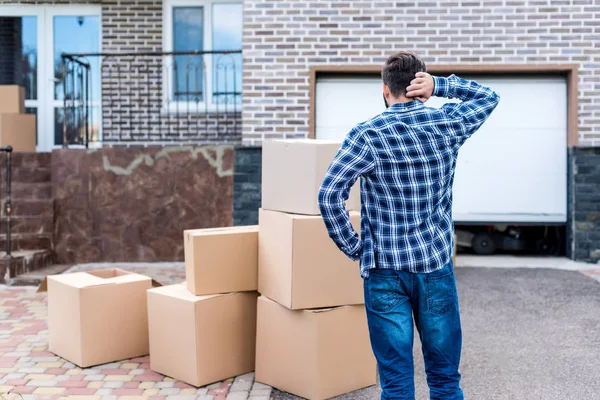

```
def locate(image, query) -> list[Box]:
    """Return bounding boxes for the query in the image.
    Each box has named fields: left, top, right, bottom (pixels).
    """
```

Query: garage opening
left=314, top=71, right=569, bottom=256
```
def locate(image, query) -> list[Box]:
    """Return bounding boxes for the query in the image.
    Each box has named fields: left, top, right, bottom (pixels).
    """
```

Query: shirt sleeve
left=433, top=74, right=500, bottom=139
left=318, top=128, right=376, bottom=261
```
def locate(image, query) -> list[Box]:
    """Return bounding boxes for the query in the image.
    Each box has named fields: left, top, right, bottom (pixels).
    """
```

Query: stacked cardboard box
left=256, top=139, right=377, bottom=400
left=147, top=226, right=259, bottom=387
left=0, top=85, right=36, bottom=152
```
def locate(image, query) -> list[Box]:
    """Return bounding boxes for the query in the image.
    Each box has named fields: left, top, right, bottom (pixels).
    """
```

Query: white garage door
left=315, top=75, right=567, bottom=224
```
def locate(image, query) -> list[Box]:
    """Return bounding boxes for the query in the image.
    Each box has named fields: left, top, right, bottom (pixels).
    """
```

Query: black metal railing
left=0, top=146, right=12, bottom=263
left=61, top=50, right=242, bottom=147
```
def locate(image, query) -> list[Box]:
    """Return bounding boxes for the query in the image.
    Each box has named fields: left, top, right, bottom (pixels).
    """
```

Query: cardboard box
left=148, top=284, right=257, bottom=387
left=184, top=226, right=258, bottom=295
left=0, top=114, right=36, bottom=152
left=255, top=296, right=377, bottom=400
left=41, top=268, right=156, bottom=368
left=0, top=85, right=25, bottom=114
left=262, top=139, right=360, bottom=215
left=259, top=208, right=363, bottom=309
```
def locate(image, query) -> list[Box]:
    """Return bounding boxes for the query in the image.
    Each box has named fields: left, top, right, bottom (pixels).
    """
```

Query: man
left=318, top=52, right=500, bottom=400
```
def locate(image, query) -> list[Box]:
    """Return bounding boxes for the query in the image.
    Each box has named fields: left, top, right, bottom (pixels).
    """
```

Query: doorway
left=0, top=5, right=101, bottom=152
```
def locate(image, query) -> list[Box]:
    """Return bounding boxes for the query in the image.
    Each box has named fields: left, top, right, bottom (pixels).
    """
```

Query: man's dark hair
left=382, top=52, right=426, bottom=97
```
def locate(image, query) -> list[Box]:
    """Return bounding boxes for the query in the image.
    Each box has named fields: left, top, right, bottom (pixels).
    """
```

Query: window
left=164, top=0, right=242, bottom=110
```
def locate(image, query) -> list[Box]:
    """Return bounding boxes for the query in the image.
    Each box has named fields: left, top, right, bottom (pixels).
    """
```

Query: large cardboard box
left=259, top=208, right=363, bottom=309
left=0, top=85, right=25, bottom=114
left=0, top=114, right=36, bottom=152
left=148, top=284, right=257, bottom=387
left=262, top=139, right=360, bottom=215
left=255, top=296, right=377, bottom=400
left=43, top=269, right=154, bottom=368
left=184, top=226, right=258, bottom=295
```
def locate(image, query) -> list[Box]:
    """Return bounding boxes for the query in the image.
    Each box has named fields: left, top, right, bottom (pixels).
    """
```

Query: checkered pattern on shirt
left=318, top=74, right=500, bottom=277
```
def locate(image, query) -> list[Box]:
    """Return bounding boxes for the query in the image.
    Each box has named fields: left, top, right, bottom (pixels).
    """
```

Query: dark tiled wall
left=233, top=146, right=262, bottom=226
left=570, top=147, right=600, bottom=263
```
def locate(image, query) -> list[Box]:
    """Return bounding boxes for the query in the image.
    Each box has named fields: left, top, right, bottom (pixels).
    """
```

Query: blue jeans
left=363, top=262, right=464, bottom=400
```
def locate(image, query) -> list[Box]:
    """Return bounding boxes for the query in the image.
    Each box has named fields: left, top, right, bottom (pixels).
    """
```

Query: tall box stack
left=0, top=85, right=36, bottom=152
left=256, top=139, right=377, bottom=399
left=147, top=226, right=259, bottom=387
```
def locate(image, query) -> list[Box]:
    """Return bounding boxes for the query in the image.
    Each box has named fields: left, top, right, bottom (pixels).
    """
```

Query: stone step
left=0, top=167, right=51, bottom=184
left=0, top=216, right=53, bottom=234
left=0, top=152, right=52, bottom=169
left=8, top=262, right=71, bottom=286
left=0, top=182, right=53, bottom=200
left=1, top=199, right=53, bottom=218
left=0, top=233, right=53, bottom=251
left=0, top=249, right=57, bottom=284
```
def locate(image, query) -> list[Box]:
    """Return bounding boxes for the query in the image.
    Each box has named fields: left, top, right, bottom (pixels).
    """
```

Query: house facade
left=0, top=0, right=598, bottom=280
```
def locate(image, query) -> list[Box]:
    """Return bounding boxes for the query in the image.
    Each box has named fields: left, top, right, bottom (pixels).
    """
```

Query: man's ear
left=383, top=83, right=390, bottom=98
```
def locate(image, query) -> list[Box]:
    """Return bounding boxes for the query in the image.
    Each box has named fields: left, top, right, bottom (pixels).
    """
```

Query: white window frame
left=163, top=0, right=242, bottom=114
left=0, top=4, right=102, bottom=151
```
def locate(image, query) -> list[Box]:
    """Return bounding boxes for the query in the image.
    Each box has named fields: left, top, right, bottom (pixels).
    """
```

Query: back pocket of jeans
left=366, top=274, right=400, bottom=313
left=425, top=270, right=457, bottom=316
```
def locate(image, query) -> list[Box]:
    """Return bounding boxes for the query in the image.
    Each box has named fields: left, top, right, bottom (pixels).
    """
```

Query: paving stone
left=234, top=373, right=255, bottom=383
left=230, top=381, right=252, bottom=392
left=63, top=362, right=76, bottom=369
left=17, top=368, right=45, bottom=374
left=25, top=378, right=56, bottom=386
left=32, top=387, right=66, bottom=395
left=84, top=375, right=105, bottom=381
left=159, top=388, right=181, bottom=395
left=105, top=375, right=133, bottom=382
left=195, top=388, right=209, bottom=395
left=206, top=382, right=223, bottom=390
left=81, top=368, right=102, bottom=375
left=165, top=396, right=196, bottom=400
left=156, top=381, right=175, bottom=388
left=248, top=396, right=270, bottom=400
left=55, top=374, right=71, bottom=381
left=95, top=388, right=113, bottom=396
left=130, top=369, right=145, bottom=376
left=197, top=396, right=216, bottom=400
left=97, top=362, right=122, bottom=369
left=103, top=381, right=125, bottom=388
left=226, top=391, right=249, bottom=400
left=139, top=381, right=155, bottom=389
left=251, top=383, right=272, bottom=391
left=250, top=389, right=272, bottom=397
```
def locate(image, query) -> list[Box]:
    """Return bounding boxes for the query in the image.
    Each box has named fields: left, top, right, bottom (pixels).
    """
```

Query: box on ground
left=40, top=268, right=157, bottom=368
left=259, top=208, right=363, bottom=310
left=255, top=296, right=376, bottom=400
left=148, top=284, right=257, bottom=387
left=0, top=113, right=36, bottom=152
left=0, top=85, right=25, bottom=114
left=184, top=225, right=258, bottom=295
left=262, top=139, right=360, bottom=215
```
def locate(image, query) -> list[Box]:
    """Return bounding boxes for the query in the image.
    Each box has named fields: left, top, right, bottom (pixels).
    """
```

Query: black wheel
left=536, top=238, right=558, bottom=256
left=472, top=233, right=496, bottom=255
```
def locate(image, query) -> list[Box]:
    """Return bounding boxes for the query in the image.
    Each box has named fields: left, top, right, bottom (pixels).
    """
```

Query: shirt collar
left=383, top=100, right=425, bottom=113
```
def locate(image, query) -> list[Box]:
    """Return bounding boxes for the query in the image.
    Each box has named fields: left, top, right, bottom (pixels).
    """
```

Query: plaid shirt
left=318, top=75, right=500, bottom=277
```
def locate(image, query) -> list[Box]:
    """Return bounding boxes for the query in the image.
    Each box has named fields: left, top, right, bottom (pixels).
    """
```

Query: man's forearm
left=433, top=75, right=498, bottom=103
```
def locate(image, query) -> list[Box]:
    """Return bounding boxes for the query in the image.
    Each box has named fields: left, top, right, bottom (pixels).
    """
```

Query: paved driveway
left=274, top=267, right=600, bottom=400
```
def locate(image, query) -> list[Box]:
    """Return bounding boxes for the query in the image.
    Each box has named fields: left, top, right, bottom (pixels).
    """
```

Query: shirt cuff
left=433, top=76, right=450, bottom=98
left=341, top=240, right=362, bottom=261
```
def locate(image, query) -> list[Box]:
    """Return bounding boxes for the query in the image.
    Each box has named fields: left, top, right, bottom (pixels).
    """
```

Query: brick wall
left=570, top=147, right=600, bottom=262
left=242, top=0, right=600, bottom=146
left=101, top=0, right=241, bottom=144
left=0, top=0, right=241, bottom=144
